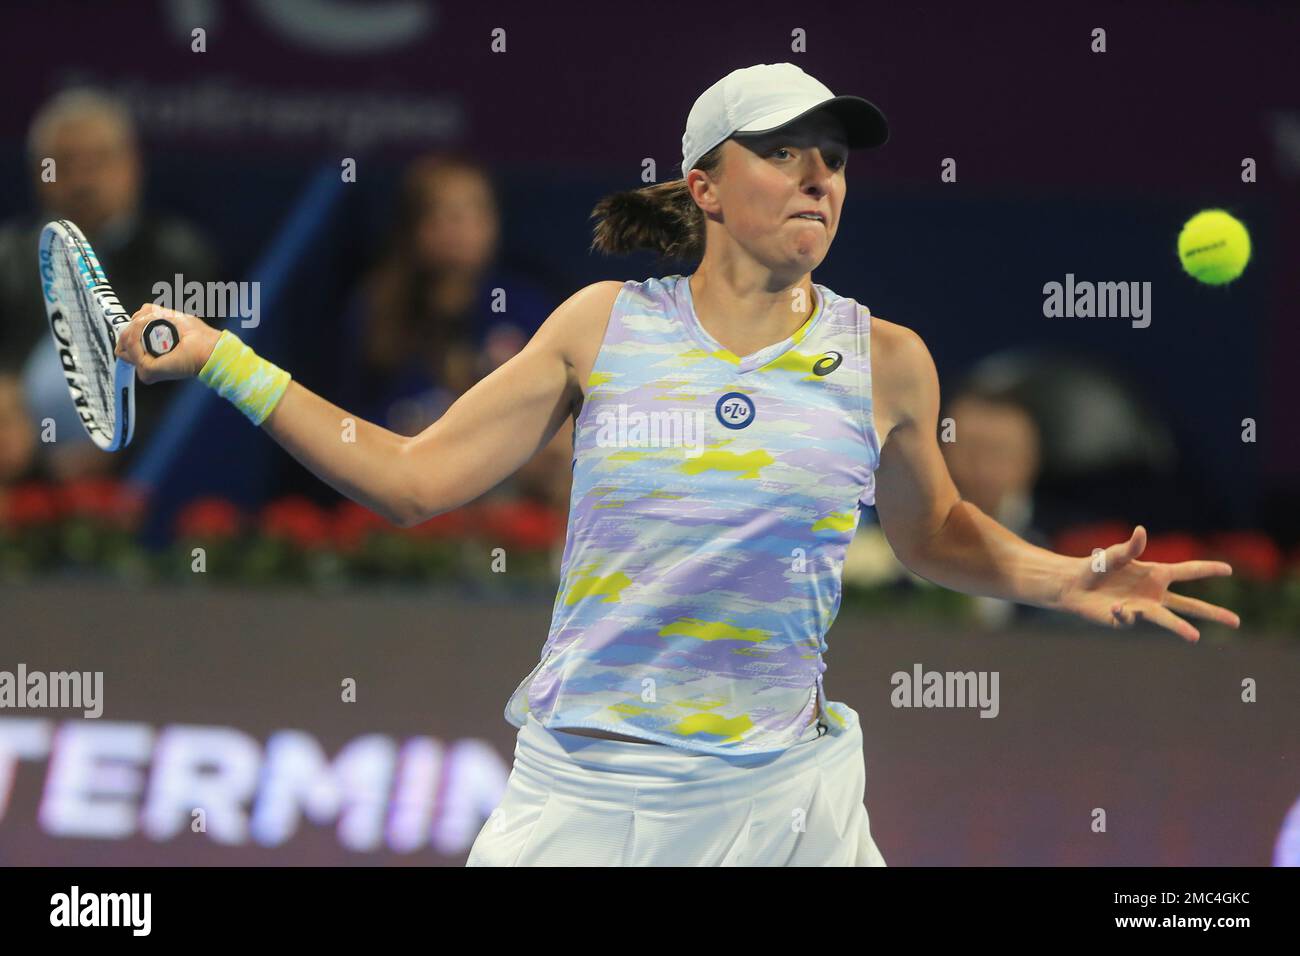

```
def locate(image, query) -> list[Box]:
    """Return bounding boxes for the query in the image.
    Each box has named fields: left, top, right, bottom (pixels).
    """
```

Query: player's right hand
left=115, top=305, right=222, bottom=384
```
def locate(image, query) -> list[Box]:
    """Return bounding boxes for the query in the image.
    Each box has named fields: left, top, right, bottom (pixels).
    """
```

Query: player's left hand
left=1055, top=525, right=1241, bottom=642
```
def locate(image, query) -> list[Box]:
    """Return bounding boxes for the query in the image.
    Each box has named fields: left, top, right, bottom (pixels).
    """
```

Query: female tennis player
left=114, top=63, right=1241, bottom=866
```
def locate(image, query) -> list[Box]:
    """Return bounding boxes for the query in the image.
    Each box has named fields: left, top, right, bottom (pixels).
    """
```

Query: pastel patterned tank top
left=504, top=274, right=881, bottom=755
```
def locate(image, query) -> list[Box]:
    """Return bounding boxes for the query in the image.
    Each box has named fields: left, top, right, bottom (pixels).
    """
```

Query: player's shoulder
left=572, top=279, right=630, bottom=309
left=866, top=314, right=943, bottom=441
left=530, top=279, right=626, bottom=367
left=547, top=280, right=626, bottom=333
left=870, top=314, right=933, bottom=369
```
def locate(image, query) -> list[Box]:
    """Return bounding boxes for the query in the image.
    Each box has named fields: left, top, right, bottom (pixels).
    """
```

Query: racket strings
left=50, top=238, right=117, bottom=432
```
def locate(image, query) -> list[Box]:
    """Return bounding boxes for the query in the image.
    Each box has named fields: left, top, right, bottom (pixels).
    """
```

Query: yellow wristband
left=198, top=330, right=292, bottom=426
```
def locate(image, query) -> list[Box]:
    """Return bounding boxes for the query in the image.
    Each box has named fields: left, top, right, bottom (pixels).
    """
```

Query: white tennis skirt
left=466, top=703, right=886, bottom=866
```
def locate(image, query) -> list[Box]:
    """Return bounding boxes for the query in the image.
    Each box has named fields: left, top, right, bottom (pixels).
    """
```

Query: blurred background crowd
left=0, top=1, right=1296, bottom=626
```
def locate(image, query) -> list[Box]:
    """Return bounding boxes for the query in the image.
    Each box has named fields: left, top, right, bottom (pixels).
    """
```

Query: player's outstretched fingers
left=1107, top=526, right=1146, bottom=570
left=1166, top=560, right=1233, bottom=583
left=1141, top=603, right=1199, bottom=642
left=1163, top=592, right=1241, bottom=629
left=1099, top=535, right=1132, bottom=577
left=1112, top=600, right=1198, bottom=642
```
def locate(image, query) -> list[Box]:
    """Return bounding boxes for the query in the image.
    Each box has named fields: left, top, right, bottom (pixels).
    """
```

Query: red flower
left=477, top=499, right=566, bottom=553
left=175, top=497, right=243, bottom=540
left=0, top=482, right=63, bottom=530
left=1139, top=532, right=1203, bottom=566
left=1204, top=530, right=1282, bottom=582
left=333, top=500, right=395, bottom=552
left=259, top=496, right=331, bottom=550
left=60, top=477, right=146, bottom=530
left=1286, top=544, right=1300, bottom=579
left=1052, top=521, right=1133, bottom=558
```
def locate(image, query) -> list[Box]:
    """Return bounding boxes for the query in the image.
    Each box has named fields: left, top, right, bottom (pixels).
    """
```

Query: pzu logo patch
left=716, top=392, right=755, bottom=429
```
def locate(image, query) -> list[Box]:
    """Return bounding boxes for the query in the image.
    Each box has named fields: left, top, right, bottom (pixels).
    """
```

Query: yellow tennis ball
left=1177, top=209, right=1251, bottom=285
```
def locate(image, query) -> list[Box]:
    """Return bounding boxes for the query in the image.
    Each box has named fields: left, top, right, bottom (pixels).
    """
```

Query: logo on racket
left=146, top=322, right=175, bottom=355
left=715, top=392, right=755, bottom=429
left=39, top=248, right=56, bottom=303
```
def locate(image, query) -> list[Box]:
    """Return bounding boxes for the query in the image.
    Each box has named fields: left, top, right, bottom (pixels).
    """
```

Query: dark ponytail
left=588, top=144, right=724, bottom=263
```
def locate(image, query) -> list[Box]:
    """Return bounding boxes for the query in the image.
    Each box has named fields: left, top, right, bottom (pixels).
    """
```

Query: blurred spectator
left=0, top=87, right=220, bottom=478
left=958, top=348, right=1192, bottom=535
left=0, top=367, right=47, bottom=486
left=941, top=382, right=1051, bottom=627
left=942, top=386, right=1042, bottom=532
left=341, top=153, right=571, bottom=512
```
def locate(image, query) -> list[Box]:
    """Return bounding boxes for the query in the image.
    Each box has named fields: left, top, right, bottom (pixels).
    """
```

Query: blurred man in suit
left=0, top=87, right=220, bottom=478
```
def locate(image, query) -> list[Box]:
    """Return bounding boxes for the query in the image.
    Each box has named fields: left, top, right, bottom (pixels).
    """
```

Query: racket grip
left=142, top=318, right=179, bottom=357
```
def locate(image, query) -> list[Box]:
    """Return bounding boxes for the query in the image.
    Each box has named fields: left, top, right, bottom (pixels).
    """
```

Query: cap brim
left=735, top=95, right=889, bottom=149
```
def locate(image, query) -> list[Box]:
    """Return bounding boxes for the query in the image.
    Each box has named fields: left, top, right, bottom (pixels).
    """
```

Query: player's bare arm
left=870, top=315, right=1241, bottom=643
left=114, top=280, right=624, bottom=528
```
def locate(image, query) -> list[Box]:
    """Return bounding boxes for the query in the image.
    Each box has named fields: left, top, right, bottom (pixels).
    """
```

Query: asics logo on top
left=813, top=351, right=843, bottom=376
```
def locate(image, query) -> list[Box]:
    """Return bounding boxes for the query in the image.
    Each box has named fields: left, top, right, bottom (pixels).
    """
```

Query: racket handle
left=142, top=318, right=179, bottom=358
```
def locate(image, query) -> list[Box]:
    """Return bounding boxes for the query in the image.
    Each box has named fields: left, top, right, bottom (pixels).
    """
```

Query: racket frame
left=39, top=219, right=137, bottom=451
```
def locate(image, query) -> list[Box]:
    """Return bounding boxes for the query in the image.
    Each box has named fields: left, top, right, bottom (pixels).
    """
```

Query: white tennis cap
left=681, top=63, right=888, bottom=179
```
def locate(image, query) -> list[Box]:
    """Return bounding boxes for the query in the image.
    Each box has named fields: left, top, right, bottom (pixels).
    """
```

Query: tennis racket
left=38, top=219, right=178, bottom=451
